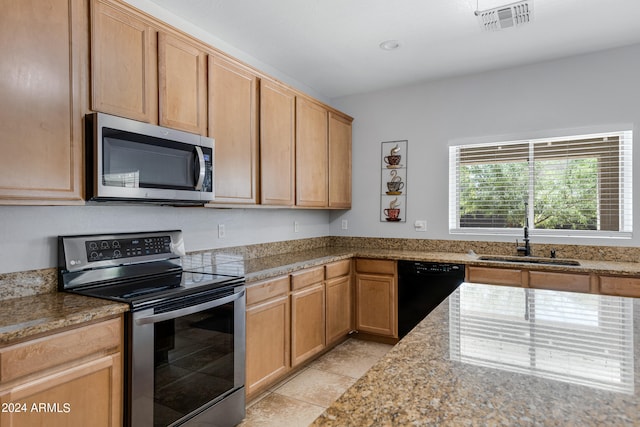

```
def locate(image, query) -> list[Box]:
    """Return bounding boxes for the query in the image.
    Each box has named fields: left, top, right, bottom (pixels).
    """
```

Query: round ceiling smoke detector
left=379, top=40, right=400, bottom=51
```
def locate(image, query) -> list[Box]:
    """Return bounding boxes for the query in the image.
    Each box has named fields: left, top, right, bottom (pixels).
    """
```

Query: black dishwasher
left=397, top=261, right=465, bottom=337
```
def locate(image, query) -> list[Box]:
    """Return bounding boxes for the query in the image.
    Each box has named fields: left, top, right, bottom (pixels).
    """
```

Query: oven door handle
left=135, top=289, right=245, bottom=325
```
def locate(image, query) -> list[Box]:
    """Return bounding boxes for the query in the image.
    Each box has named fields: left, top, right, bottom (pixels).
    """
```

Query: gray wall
left=330, top=44, right=640, bottom=249
left=0, top=206, right=329, bottom=274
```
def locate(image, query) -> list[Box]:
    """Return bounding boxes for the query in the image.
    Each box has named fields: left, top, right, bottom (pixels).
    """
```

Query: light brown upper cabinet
left=328, top=112, right=353, bottom=208
left=209, top=55, right=259, bottom=204
left=157, top=33, right=207, bottom=134
left=91, top=0, right=208, bottom=135
left=296, top=98, right=329, bottom=207
left=0, top=0, right=87, bottom=203
left=260, top=79, right=296, bottom=206
left=91, top=0, right=158, bottom=124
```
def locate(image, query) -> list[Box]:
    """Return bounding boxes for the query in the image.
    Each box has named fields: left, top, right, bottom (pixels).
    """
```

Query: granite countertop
left=312, top=283, right=640, bottom=426
left=3, top=246, right=640, bottom=347
left=243, top=247, right=640, bottom=285
left=0, top=293, right=129, bottom=346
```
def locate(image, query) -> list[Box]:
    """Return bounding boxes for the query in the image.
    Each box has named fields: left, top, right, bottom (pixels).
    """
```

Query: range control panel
left=85, top=236, right=172, bottom=262
left=59, top=230, right=184, bottom=273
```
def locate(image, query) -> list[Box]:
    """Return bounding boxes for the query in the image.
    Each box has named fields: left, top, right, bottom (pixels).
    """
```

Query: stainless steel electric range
left=58, top=230, right=245, bottom=427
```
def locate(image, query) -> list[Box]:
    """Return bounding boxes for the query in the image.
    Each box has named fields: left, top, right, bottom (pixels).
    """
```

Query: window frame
left=448, top=130, right=633, bottom=239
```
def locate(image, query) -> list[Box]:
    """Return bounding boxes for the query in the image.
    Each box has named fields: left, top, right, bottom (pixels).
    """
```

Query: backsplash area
left=0, top=237, right=332, bottom=301
left=330, top=237, right=640, bottom=263
left=2, top=236, right=639, bottom=301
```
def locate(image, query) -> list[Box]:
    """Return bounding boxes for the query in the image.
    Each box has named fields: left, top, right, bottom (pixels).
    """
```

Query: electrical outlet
left=414, top=220, right=427, bottom=232
left=341, top=219, right=348, bottom=230
left=294, top=221, right=299, bottom=233
left=218, top=224, right=226, bottom=238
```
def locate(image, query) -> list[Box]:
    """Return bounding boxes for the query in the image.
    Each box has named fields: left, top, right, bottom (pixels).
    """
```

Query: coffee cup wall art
left=383, top=169, right=405, bottom=195
left=380, top=140, right=407, bottom=222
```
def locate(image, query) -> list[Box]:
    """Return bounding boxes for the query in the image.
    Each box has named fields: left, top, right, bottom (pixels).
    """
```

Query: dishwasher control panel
left=404, top=262, right=464, bottom=275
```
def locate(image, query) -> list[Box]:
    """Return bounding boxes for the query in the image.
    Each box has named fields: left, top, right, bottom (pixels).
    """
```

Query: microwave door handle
left=135, top=289, right=245, bottom=325
left=194, top=146, right=205, bottom=190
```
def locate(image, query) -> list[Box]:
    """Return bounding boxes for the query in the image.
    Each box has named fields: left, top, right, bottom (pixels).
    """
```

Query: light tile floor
left=239, top=338, right=393, bottom=427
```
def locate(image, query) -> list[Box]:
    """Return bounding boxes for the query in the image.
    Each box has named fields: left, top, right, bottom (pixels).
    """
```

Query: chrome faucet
left=516, top=202, right=531, bottom=256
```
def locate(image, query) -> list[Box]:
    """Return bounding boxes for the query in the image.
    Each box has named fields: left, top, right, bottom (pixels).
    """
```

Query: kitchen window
left=448, top=131, right=633, bottom=238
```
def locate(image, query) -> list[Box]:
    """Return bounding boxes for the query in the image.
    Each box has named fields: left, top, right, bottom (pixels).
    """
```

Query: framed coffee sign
left=380, top=140, right=407, bottom=222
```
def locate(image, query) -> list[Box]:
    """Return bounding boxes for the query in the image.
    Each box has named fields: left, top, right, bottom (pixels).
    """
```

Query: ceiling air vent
left=476, top=0, right=533, bottom=31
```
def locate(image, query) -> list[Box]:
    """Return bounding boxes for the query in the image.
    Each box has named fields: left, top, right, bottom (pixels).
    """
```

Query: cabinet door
left=355, top=273, right=397, bottom=338
left=0, top=0, right=86, bottom=203
left=0, top=317, right=122, bottom=427
left=0, top=354, right=121, bottom=427
left=296, top=98, right=328, bottom=207
left=158, top=32, right=207, bottom=135
left=90, top=0, right=157, bottom=123
left=600, top=276, right=640, bottom=298
left=326, top=275, right=352, bottom=345
left=328, top=112, right=352, bottom=208
left=246, top=294, right=290, bottom=397
left=528, top=271, right=591, bottom=293
left=291, top=283, right=326, bottom=366
left=466, top=266, right=523, bottom=287
left=260, top=79, right=296, bottom=206
left=209, top=55, right=259, bottom=203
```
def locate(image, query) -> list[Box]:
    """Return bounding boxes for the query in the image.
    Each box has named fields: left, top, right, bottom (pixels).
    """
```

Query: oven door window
left=153, top=303, right=235, bottom=426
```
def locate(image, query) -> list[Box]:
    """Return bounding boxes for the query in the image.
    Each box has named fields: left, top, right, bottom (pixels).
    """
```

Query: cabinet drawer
left=0, top=317, right=122, bottom=383
left=600, top=276, right=640, bottom=298
left=355, top=258, right=395, bottom=275
left=529, top=271, right=590, bottom=293
left=291, top=266, right=325, bottom=291
left=325, top=259, right=351, bottom=279
left=467, top=266, right=522, bottom=286
left=246, top=276, right=290, bottom=306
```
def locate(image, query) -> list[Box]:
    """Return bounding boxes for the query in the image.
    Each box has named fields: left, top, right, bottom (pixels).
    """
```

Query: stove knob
left=101, top=241, right=109, bottom=249
left=112, top=241, right=121, bottom=248
left=90, top=252, right=99, bottom=260
left=113, top=250, right=122, bottom=258
left=89, top=242, right=98, bottom=250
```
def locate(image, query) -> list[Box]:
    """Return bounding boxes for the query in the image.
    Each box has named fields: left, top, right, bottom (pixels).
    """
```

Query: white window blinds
left=449, top=131, right=633, bottom=237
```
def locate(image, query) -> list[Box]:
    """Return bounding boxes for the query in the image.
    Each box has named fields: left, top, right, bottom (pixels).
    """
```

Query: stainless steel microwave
left=86, top=113, right=214, bottom=205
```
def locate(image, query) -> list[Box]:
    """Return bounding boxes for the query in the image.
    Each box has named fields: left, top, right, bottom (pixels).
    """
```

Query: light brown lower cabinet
left=466, top=266, right=523, bottom=287
left=0, top=317, right=123, bottom=427
left=325, top=276, right=351, bottom=344
left=291, top=278, right=326, bottom=367
left=325, top=260, right=353, bottom=345
left=528, top=271, right=591, bottom=293
left=245, top=261, right=356, bottom=399
left=355, top=259, right=398, bottom=339
left=245, top=276, right=291, bottom=397
left=599, top=276, right=640, bottom=298
left=467, top=265, right=601, bottom=294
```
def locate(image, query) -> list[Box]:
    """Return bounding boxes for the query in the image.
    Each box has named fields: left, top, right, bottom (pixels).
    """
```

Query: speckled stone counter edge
left=0, top=293, right=128, bottom=346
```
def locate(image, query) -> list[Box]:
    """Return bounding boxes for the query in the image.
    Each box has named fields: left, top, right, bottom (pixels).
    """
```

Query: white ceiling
left=147, top=0, right=640, bottom=99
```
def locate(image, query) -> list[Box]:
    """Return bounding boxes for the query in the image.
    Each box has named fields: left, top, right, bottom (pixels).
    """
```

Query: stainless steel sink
left=478, top=255, right=580, bottom=266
